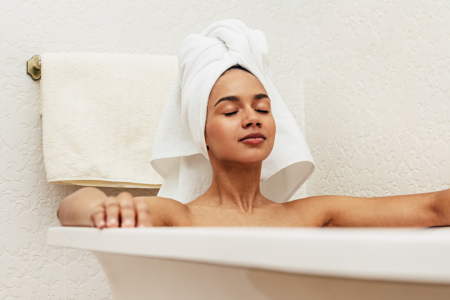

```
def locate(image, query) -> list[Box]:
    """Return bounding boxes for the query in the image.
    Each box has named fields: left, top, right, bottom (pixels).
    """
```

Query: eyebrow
left=214, top=93, right=269, bottom=107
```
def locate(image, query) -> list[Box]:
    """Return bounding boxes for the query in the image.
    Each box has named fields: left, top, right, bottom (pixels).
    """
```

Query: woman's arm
left=314, top=189, right=450, bottom=227
left=430, top=188, right=450, bottom=225
left=58, top=187, right=188, bottom=228
left=58, top=187, right=153, bottom=228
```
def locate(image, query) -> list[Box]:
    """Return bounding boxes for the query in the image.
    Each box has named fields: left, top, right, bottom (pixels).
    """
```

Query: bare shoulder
left=286, top=194, right=377, bottom=227
left=284, top=196, right=333, bottom=227
left=134, top=196, right=191, bottom=226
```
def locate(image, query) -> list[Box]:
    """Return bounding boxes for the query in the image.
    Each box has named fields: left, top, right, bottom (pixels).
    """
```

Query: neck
left=200, top=160, right=269, bottom=213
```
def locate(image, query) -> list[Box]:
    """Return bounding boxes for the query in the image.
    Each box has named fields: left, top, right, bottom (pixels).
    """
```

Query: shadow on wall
left=71, top=186, right=160, bottom=198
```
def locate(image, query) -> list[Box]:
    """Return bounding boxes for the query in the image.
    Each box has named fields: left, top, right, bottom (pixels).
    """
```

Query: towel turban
left=150, top=19, right=315, bottom=203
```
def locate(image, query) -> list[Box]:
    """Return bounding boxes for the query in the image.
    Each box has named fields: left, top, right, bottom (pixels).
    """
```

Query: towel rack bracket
left=27, top=55, right=41, bottom=81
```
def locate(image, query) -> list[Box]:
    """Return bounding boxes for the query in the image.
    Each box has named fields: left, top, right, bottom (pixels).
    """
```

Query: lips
left=239, top=132, right=266, bottom=142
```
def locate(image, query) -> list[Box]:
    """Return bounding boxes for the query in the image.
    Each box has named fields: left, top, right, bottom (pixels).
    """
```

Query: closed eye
left=225, top=111, right=237, bottom=116
left=257, top=110, right=269, bottom=113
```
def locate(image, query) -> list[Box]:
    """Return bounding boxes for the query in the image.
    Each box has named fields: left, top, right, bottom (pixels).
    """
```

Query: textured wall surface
left=2, top=0, right=449, bottom=299
left=303, top=0, right=450, bottom=198
left=0, top=0, right=303, bottom=299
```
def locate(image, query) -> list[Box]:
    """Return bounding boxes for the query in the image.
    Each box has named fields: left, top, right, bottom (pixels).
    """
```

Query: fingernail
left=108, top=218, right=118, bottom=226
left=138, top=224, right=146, bottom=228
left=98, top=220, right=105, bottom=228
left=123, top=219, right=133, bottom=227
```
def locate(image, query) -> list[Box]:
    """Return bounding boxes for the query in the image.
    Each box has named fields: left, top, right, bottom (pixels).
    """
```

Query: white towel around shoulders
left=40, top=53, right=178, bottom=188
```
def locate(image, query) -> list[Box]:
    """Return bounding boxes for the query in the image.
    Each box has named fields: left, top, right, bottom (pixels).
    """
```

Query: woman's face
left=205, top=69, right=276, bottom=164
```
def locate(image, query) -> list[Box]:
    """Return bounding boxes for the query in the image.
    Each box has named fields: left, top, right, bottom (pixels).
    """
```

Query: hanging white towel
left=40, top=53, right=178, bottom=188
left=150, top=19, right=315, bottom=203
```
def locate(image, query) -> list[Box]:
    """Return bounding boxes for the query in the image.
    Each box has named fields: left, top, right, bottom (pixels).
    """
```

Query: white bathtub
left=47, top=227, right=450, bottom=300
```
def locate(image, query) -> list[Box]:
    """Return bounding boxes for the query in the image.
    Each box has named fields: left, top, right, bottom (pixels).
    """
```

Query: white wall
left=2, top=0, right=449, bottom=298
left=302, top=0, right=450, bottom=198
left=0, top=1, right=303, bottom=298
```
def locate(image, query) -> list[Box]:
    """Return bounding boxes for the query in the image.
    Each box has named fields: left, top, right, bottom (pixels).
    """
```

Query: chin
left=213, top=143, right=273, bottom=164
left=236, top=150, right=271, bottom=164
left=217, top=151, right=267, bottom=164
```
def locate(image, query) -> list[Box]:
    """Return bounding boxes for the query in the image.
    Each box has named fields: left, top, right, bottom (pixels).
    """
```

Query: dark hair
left=220, top=64, right=253, bottom=77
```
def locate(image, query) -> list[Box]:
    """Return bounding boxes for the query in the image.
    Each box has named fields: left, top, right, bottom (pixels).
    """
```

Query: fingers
left=92, top=207, right=106, bottom=229
left=105, top=196, right=120, bottom=228
left=134, top=198, right=152, bottom=227
left=96, top=192, right=151, bottom=228
left=119, top=192, right=136, bottom=228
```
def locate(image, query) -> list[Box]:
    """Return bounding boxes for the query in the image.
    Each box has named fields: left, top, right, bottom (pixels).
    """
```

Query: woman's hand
left=91, top=191, right=152, bottom=229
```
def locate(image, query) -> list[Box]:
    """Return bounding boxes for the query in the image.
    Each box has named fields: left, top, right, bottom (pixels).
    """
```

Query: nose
left=242, top=107, right=262, bottom=128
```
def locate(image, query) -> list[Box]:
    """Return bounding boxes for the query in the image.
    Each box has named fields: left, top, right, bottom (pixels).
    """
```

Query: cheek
left=206, top=118, right=239, bottom=148
left=265, top=115, right=276, bottom=143
left=268, top=116, right=276, bottom=135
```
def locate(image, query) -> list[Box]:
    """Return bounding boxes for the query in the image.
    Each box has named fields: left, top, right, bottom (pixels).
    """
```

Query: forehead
left=208, top=69, right=267, bottom=102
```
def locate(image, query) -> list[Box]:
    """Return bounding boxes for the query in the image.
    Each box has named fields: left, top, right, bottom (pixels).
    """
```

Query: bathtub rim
left=46, top=226, right=450, bottom=285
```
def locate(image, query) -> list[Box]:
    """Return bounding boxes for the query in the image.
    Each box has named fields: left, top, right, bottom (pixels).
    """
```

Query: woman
left=57, top=64, right=450, bottom=228
left=58, top=20, right=450, bottom=228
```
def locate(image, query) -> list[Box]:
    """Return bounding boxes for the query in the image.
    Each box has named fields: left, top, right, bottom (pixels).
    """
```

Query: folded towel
left=150, top=19, right=315, bottom=203
left=40, top=53, right=178, bottom=188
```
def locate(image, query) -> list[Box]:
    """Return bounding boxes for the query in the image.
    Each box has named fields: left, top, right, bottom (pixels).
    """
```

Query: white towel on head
left=150, top=19, right=315, bottom=203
